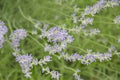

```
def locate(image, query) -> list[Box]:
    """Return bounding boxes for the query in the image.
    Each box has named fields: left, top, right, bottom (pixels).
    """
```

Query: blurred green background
left=0, top=0, right=120, bottom=80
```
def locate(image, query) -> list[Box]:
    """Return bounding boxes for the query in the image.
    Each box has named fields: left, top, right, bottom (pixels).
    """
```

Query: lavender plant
left=0, top=0, right=120, bottom=80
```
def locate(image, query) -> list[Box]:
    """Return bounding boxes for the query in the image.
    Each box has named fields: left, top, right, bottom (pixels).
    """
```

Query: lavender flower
left=0, top=21, right=8, bottom=48
left=42, top=67, right=50, bottom=73
left=80, top=18, right=94, bottom=26
left=15, top=54, right=33, bottom=78
left=39, top=56, right=52, bottom=65
left=9, top=29, right=27, bottom=40
left=82, top=0, right=106, bottom=16
left=42, top=27, right=74, bottom=54
left=0, top=35, right=5, bottom=48
left=9, top=29, right=27, bottom=51
left=0, top=21, right=8, bottom=35
left=50, top=70, right=62, bottom=80
left=105, top=0, right=119, bottom=7
left=73, top=73, right=83, bottom=80
left=44, top=27, right=69, bottom=43
left=59, top=51, right=112, bottom=65
left=71, top=13, right=79, bottom=24
left=44, top=44, right=62, bottom=54
left=114, top=15, right=120, bottom=24
left=83, top=28, right=100, bottom=36
left=42, top=67, right=61, bottom=80
left=81, top=54, right=96, bottom=65
left=96, top=53, right=112, bottom=62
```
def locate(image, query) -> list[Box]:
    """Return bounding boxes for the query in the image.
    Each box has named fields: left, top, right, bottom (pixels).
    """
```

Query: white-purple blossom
left=43, top=27, right=69, bottom=43
left=96, top=53, right=112, bottom=62
left=59, top=52, right=112, bottom=65
left=0, top=21, right=8, bottom=48
left=42, top=26, right=74, bottom=54
left=15, top=54, right=33, bottom=78
left=81, top=54, right=96, bottom=65
left=82, top=0, right=106, bottom=17
left=73, top=73, right=83, bottom=80
left=39, top=56, right=52, bottom=65
left=80, top=18, right=94, bottom=26
left=0, top=35, right=5, bottom=48
left=9, top=29, right=27, bottom=51
left=9, top=29, right=27, bottom=40
left=0, top=21, right=8, bottom=35
left=105, top=0, right=119, bottom=7
left=44, top=43, right=63, bottom=54
left=50, top=70, right=62, bottom=80
left=114, top=15, right=120, bottom=24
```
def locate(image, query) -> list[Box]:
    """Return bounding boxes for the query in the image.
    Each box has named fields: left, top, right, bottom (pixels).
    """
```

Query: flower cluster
left=9, top=29, right=27, bottom=51
left=80, top=18, right=94, bottom=26
left=1, top=0, right=120, bottom=80
left=82, top=0, right=106, bottom=17
left=41, top=26, right=74, bottom=54
left=105, top=0, right=119, bottom=7
left=0, top=21, right=8, bottom=48
left=42, top=67, right=62, bottom=80
left=82, top=0, right=119, bottom=17
left=59, top=52, right=112, bottom=65
left=38, top=55, right=52, bottom=66
left=15, top=54, right=33, bottom=78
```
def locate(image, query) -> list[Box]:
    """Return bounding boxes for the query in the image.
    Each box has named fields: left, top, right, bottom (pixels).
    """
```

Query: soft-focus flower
left=15, top=54, right=33, bottom=78
left=80, top=18, right=94, bottom=26
left=83, top=28, right=100, bottom=36
left=0, top=35, right=5, bottom=48
left=82, top=0, right=106, bottom=16
left=0, top=22, right=8, bottom=35
left=42, top=27, right=74, bottom=54
left=81, top=54, right=96, bottom=65
left=50, top=70, right=62, bottom=80
left=9, top=29, right=27, bottom=51
left=114, top=15, right=120, bottom=24
left=73, top=73, right=83, bottom=80
left=95, top=53, right=112, bottom=62
left=105, top=0, right=119, bottom=7
left=0, top=21, right=8, bottom=48
left=9, top=29, right=27, bottom=40
left=39, top=56, right=52, bottom=65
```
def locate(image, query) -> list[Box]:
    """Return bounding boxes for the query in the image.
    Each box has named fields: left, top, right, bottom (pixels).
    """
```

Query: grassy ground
left=0, top=0, right=120, bottom=80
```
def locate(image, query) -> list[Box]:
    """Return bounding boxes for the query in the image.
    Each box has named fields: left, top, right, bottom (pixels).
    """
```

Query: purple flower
left=15, top=54, right=33, bottom=78
left=50, top=70, right=62, bottom=80
left=41, top=27, right=74, bottom=43
left=114, top=15, right=120, bottom=24
left=69, top=53, right=82, bottom=62
left=96, top=53, right=112, bottom=62
left=9, top=29, right=27, bottom=40
left=0, top=35, right=5, bottom=48
left=80, top=18, right=94, bottom=26
left=82, top=0, right=106, bottom=16
left=0, top=21, right=8, bottom=35
left=9, top=29, right=27, bottom=51
left=39, top=56, right=52, bottom=65
left=0, top=21, right=8, bottom=48
left=47, top=27, right=68, bottom=42
left=81, top=54, right=96, bottom=65
left=42, top=27, right=74, bottom=54
left=73, top=73, right=83, bottom=80
left=44, top=44, right=62, bottom=54
left=105, top=0, right=119, bottom=7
